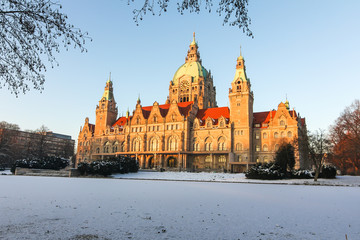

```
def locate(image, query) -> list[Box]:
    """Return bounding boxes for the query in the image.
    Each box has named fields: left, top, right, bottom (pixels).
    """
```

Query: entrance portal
left=167, top=157, right=177, bottom=168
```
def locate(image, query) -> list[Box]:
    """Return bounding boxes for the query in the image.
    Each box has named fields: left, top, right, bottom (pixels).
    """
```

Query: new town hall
left=76, top=34, right=308, bottom=172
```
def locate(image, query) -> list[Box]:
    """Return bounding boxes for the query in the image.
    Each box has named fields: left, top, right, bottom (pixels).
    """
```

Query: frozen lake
left=0, top=175, right=359, bottom=239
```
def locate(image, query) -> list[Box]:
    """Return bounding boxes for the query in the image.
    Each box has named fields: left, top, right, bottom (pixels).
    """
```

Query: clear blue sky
left=1, top=0, right=359, bottom=142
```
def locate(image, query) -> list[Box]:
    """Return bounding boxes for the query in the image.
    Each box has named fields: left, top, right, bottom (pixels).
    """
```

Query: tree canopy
left=0, top=0, right=90, bottom=96
left=330, top=99, right=360, bottom=175
left=129, top=0, right=252, bottom=37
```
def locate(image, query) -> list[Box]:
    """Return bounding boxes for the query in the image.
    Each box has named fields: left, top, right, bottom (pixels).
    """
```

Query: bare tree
left=330, top=100, right=360, bottom=175
left=308, top=129, right=331, bottom=181
left=129, top=0, right=253, bottom=37
left=0, top=0, right=90, bottom=95
left=0, top=121, right=20, bottom=167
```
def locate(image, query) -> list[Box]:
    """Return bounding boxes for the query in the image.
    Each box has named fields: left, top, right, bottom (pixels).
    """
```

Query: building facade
left=76, top=34, right=308, bottom=172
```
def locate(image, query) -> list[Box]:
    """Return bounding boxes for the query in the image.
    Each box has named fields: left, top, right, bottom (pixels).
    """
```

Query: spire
left=186, top=32, right=200, bottom=63
left=107, top=72, right=111, bottom=83
left=190, top=32, right=196, bottom=45
left=137, top=94, right=141, bottom=105
left=126, top=108, right=129, bottom=118
left=102, top=75, right=114, bottom=101
left=285, top=95, right=290, bottom=110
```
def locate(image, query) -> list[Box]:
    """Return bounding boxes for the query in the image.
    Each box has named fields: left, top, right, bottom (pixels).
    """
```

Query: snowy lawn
left=112, top=171, right=360, bottom=187
left=0, top=175, right=359, bottom=240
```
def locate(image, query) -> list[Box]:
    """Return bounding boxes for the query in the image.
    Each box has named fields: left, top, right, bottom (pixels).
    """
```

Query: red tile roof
left=196, top=107, right=230, bottom=121
left=112, top=116, right=128, bottom=127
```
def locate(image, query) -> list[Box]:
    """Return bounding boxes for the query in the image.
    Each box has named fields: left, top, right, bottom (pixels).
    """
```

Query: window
left=219, top=121, right=225, bottom=127
left=256, top=145, right=260, bottom=152
left=255, top=133, right=260, bottom=139
left=96, top=148, right=100, bottom=153
left=153, top=115, right=157, bottom=123
left=217, top=137, right=226, bottom=151
left=132, top=139, right=141, bottom=152
left=240, top=130, right=244, bottom=135
left=193, top=142, right=200, bottom=151
left=103, top=142, right=110, bottom=153
left=205, top=137, right=212, bottom=151
left=263, top=144, right=268, bottom=152
left=255, top=124, right=260, bottom=128
left=205, top=156, right=212, bottom=162
left=287, top=131, right=293, bottom=138
left=236, top=143, right=242, bottom=151
left=207, top=122, right=211, bottom=128
left=136, top=117, right=140, bottom=124
left=275, top=144, right=280, bottom=151
left=263, top=132, right=268, bottom=139
left=149, top=138, right=159, bottom=151
left=218, top=155, right=226, bottom=163
left=274, top=132, right=279, bottom=138
left=280, top=120, right=285, bottom=126
left=168, top=137, right=178, bottom=151
left=120, top=142, right=125, bottom=152
left=193, top=122, right=198, bottom=129
left=281, top=131, right=285, bottom=138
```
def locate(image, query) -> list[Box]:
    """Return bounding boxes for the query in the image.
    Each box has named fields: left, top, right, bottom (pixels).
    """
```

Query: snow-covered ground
left=113, top=171, right=360, bottom=187
left=0, top=175, right=359, bottom=240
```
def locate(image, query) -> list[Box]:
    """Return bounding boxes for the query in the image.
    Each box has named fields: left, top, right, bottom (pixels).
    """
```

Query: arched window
left=219, top=120, right=225, bottom=128
left=263, top=144, right=268, bottom=152
left=217, top=137, right=226, bottom=150
left=287, top=131, right=293, bottom=138
left=205, top=137, right=212, bottom=151
left=192, top=138, right=200, bottom=151
left=103, top=142, right=110, bottom=153
left=132, top=139, right=141, bottom=152
left=168, top=136, right=178, bottom=151
left=149, top=138, right=159, bottom=151
left=274, top=132, right=279, bottom=138
left=280, top=120, right=285, bottom=126
left=275, top=144, right=280, bottom=151
left=113, top=141, right=119, bottom=153
left=281, top=131, right=285, bottom=138
left=236, top=143, right=242, bottom=151
left=120, top=142, right=125, bottom=152
left=136, top=117, right=140, bottom=124
left=263, top=132, right=268, bottom=139
left=96, top=148, right=100, bottom=153
left=153, top=115, right=157, bottom=123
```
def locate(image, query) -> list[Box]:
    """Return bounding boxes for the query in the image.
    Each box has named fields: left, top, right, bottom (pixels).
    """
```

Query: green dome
left=172, top=62, right=208, bottom=85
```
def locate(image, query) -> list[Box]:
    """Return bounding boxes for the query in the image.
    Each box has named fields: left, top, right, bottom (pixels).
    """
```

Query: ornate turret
left=169, top=33, right=217, bottom=109
left=95, top=75, right=118, bottom=136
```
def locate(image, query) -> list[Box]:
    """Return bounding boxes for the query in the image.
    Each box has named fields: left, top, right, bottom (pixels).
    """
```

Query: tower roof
left=172, top=33, right=209, bottom=85
left=101, top=75, right=114, bottom=101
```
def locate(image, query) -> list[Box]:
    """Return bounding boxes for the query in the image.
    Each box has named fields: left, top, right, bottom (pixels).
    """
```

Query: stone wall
left=15, top=167, right=80, bottom=177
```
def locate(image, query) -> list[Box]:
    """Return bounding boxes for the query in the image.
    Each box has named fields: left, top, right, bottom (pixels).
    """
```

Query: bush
left=319, top=165, right=337, bottom=179
left=77, top=156, right=139, bottom=176
left=11, top=156, right=69, bottom=173
left=291, top=169, right=313, bottom=179
left=274, top=143, right=295, bottom=174
left=245, top=162, right=285, bottom=180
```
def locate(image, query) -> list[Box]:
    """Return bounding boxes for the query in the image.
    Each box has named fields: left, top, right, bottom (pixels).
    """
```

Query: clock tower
left=169, top=33, right=217, bottom=109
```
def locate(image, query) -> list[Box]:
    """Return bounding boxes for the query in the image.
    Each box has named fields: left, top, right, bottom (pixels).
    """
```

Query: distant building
left=0, top=128, right=75, bottom=160
left=77, top=33, right=308, bottom=172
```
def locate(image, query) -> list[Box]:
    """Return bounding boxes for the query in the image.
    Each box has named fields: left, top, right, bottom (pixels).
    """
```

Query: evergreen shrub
left=77, top=156, right=139, bottom=176
left=11, top=156, right=69, bottom=173
left=245, top=162, right=285, bottom=180
left=319, top=165, right=337, bottom=178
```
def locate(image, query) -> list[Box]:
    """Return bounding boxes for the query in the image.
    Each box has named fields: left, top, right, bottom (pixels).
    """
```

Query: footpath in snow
left=112, top=171, right=360, bottom=187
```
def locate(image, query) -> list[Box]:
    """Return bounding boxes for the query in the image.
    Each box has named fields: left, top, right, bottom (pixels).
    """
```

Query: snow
left=112, top=171, right=360, bottom=187
left=0, top=174, right=359, bottom=240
